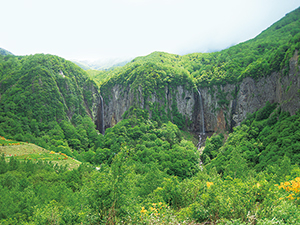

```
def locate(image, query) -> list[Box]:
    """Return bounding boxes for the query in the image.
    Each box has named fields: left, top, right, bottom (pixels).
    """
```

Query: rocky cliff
left=199, top=50, right=300, bottom=133
left=97, top=51, right=300, bottom=134
left=98, top=84, right=195, bottom=131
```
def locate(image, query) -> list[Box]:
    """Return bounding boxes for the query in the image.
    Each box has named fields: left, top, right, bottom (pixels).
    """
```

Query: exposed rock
left=100, top=85, right=194, bottom=130
left=200, top=50, right=300, bottom=132
left=176, top=86, right=195, bottom=120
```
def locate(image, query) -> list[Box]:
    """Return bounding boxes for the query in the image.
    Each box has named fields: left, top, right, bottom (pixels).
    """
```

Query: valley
left=0, top=6, right=300, bottom=224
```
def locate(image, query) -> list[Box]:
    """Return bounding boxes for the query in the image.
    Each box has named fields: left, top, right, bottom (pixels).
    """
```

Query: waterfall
left=197, top=89, right=205, bottom=135
left=197, top=89, right=205, bottom=150
left=100, top=95, right=105, bottom=135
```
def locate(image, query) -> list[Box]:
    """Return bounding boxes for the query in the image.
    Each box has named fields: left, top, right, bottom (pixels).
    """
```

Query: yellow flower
left=287, top=194, right=295, bottom=200
left=277, top=177, right=300, bottom=201
left=206, top=181, right=214, bottom=188
left=140, top=207, right=147, bottom=214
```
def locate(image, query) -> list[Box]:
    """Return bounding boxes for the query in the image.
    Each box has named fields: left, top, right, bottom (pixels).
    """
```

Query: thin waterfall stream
left=100, top=95, right=105, bottom=135
left=198, top=90, right=205, bottom=134
left=197, top=89, right=205, bottom=170
left=197, top=89, right=205, bottom=150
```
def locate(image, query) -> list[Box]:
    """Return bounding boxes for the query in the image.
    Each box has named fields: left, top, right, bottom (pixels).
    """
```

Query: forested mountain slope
left=0, top=54, right=102, bottom=153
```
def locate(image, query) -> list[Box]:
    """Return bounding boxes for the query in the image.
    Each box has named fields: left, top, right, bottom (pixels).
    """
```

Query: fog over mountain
left=72, top=57, right=133, bottom=71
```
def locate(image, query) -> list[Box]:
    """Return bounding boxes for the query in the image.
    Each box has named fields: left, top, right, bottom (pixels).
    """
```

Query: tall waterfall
left=198, top=89, right=205, bottom=135
left=100, top=95, right=105, bottom=135
left=197, top=89, right=205, bottom=150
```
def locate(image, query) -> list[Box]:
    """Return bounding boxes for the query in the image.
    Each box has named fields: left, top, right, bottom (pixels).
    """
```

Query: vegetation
left=0, top=54, right=104, bottom=156
left=202, top=102, right=300, bottom=175
left=0, top=6, right=300, bottom=225
left=1, top=104, right=300, bottom=224
left=1, top=111, right=300, bottom=224
left=86, top=69, right=113, bottom=86
left=0, top=138, right=81, bottom=170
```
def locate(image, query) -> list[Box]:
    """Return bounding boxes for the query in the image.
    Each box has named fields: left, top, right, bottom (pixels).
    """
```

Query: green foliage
left=1, top=7, right=300, bottom=224
left=0, top=54, right=104, bottom=158
left=86, top=69, right=113, bottom=86
left=204, top=101, right=300, bottom=181
left=201, top=133, right=224, bottom=164
left=91, top=109, right=199, bottom=179
left=1, top=106, right=300, bottom=225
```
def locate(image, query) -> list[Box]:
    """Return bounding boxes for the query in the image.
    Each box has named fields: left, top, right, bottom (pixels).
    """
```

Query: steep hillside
left=0, top=54, right=103, bottom=153
left=0, top=54, right=100, bottom=122
left=98, top=6, right=300, bottom=86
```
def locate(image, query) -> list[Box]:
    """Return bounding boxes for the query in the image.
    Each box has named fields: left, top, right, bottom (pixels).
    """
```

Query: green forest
left=0, top=6, right=300, bottom=225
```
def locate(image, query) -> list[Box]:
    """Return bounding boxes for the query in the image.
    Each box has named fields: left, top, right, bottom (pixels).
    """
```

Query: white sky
left=0, top=0, right=299, bottom=61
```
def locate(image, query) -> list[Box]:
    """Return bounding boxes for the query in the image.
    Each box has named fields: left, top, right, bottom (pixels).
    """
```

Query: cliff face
left=99, top=84, right=195, bottom=130
left=98, top=51, right=300, bottom=133
left=83, top=81, right=101, bottom=121
left=0, top=53, right=102, bottom=126
left=200, top=50, right=300, bottom=133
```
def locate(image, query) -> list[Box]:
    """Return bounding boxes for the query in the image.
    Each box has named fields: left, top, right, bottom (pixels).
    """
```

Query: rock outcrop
left=199, top=50, right=300, bottom=133
left=99, top=84, right=195, bottom=130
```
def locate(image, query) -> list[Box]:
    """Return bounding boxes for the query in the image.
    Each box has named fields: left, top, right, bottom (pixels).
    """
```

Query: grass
left=0, top=136, right=81, bottom=170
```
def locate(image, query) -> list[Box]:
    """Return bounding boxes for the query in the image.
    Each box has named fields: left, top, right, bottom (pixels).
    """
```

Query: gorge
left=96, top=50, right=300, bottom=136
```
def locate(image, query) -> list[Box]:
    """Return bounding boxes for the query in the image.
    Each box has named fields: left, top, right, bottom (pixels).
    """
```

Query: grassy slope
left=0, top=136, right=81, bottom=170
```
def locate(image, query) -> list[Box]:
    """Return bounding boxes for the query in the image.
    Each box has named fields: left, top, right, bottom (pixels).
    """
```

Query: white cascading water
left=100, top=95, right=105, bottom=135
left=197, top=89, right=205, bottom=150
